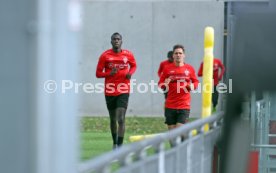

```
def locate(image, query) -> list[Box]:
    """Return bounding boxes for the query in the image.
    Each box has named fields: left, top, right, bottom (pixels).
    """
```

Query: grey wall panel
left=81, top=1, right=224, bottom=117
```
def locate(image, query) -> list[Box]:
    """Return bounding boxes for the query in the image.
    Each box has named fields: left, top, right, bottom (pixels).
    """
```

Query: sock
left=112, top=133, right=117, bottom=145
left=117, top=136, right=124, bottom=146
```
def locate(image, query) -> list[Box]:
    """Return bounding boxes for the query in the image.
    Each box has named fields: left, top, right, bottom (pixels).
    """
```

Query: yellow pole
left=129, top=134, right=161, bottom=142
left=201, top=27, right=214, bottom=131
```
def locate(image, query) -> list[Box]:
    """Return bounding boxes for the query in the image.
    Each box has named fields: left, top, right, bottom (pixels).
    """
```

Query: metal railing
left=78, top=112, right=223, bottom=173
left=250, top=93, right=276, bottom=173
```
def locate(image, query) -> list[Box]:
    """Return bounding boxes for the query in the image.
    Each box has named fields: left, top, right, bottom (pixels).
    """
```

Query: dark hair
left=167, top=51, right=173, bottom=58
left=111, top=32, right=122, bottom=39
left=173, top=44, right=185, bottom=53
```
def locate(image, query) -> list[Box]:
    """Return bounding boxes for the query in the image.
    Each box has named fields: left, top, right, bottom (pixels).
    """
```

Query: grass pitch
left=80, top=117, right=167, bottom=161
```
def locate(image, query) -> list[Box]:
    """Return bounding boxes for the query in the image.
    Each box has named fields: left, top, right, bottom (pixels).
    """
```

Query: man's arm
left=197, top=62, right=203, bottom=77
left=158, top=70, right=170, bottom=90
left=126, top=53, right=137, bottom=79
left=157, top=62, right=163, bottom=78
left=218, top=60, right=225, bottom=80
left=188, top=67, right=199, bottom=91
left=96, top=55, right=109, bottom=78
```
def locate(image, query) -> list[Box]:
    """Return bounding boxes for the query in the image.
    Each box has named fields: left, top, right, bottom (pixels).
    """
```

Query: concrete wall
left=80, top=0, right=224, bottom=117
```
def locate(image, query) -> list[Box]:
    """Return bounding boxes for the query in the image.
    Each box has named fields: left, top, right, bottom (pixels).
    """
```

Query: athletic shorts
left=105, top=93, right=129, bottom=110
left=164, top=108, right=190, bottom=125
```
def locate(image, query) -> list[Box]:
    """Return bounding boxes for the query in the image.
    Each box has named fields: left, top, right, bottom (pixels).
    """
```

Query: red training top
left=158, top=63, right=199, bottom=110
left=157, top=60, right=173, bottom=78
left=96, top=49, right=137, bottom=96
left=197, top=58, right=225, bottom=86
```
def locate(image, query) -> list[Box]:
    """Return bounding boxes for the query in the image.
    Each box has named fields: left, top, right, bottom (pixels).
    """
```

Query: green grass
left=80, top=117, right=198, bottom=161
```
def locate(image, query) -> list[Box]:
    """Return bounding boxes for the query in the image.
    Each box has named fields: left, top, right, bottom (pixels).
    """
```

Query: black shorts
left=164, top=108, right=190, bottom=125
left=105, top=93, right=129, bottom=110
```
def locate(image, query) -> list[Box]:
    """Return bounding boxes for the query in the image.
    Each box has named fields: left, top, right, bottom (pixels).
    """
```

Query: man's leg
left=116, top=94, right=129, bottom=147
left=176, top=123, right=183, bottom=128
left=165, top=108, right=177, bottom=147
left=108, top=109, right=117, bottom=148
left=116, top=107, right=126, bottom=146
left=105, top=95, right=118, bottom=149
left=167, top=125, right=177, bottom=147
left=176, top=109, right=190, bottom=141
left=168, top=125, right=176, bottom=130
left=212, top=86, right=219, bottom=110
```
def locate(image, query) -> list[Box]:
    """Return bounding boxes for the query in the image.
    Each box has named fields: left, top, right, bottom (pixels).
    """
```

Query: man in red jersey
left=158, top=51, right=173, bottom=99
left=158, top=51, right=173, bottom=78
left=197, top=58, right=225, bottom=111
left=158, top=44, right=199, bottom=134
left=96, top=33, right=137, bottom=149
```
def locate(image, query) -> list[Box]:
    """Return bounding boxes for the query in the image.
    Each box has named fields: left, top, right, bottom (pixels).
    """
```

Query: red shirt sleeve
left=96, top=54, right=109, bottom=78
left=128, top=53, right=137, bottom=75
left=157, top=62, right=164, bottom=78
left=190, top=67, right=199, bottom=89
left=187, top=66, right=199, bottom=91
left=158, top=69, right=168, bottom=90
left=198, top=62, right=203, bottom=77
left=218, top=59, right=225, bottom=80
